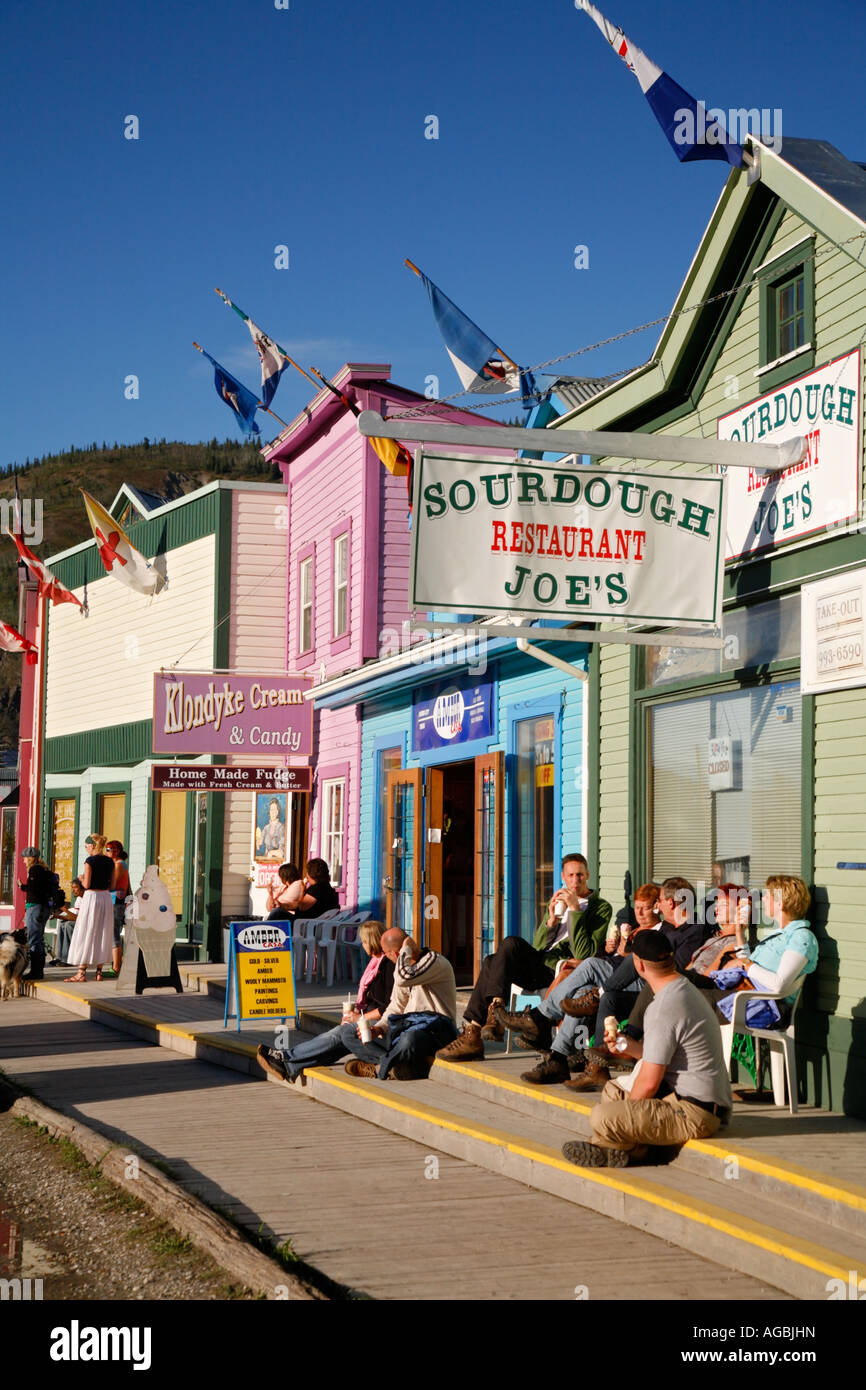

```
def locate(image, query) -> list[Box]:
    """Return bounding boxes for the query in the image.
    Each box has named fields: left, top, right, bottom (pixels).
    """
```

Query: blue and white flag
left=202, top=349, right=261, bottom=437
left=576, top=1, right=744, bottom=168
left=246, top=318, right=288, bottom=409
left=420, top=271, right=519, bottom=393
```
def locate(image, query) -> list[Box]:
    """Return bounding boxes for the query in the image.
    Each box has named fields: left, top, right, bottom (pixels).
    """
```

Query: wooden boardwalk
left=0, top=992, right=788, bottom=1301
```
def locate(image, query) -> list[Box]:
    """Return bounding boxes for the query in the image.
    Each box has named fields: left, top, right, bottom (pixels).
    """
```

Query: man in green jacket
left=436, top=854, right=612, bottom=1063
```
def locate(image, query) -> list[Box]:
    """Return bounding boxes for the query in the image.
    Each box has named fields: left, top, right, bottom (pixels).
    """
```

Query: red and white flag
left=82, top=491, right=160, bottom=595
left=0, top=620, right=38, bottom=665
left=8, top=532, right=85, bottom=610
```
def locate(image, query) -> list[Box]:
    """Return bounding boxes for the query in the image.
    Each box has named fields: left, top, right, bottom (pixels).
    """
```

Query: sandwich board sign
left=224, top=921, right=297, bottom=1032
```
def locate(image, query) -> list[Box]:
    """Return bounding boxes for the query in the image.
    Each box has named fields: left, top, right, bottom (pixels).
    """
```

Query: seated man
left=435, top=854, right=612, bottom=1063
left=341, top=929, right=458, bottom=1080
left=562, top=931, right=732, bottom=1169
left=495, top=881, right=660, bottom=1062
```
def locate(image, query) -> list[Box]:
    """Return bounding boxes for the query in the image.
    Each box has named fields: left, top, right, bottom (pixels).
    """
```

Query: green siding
left=51, top=489, right=220, bottom=590
left=596, top=643, right=631, bottom=909
left=46, top=721, right=153, bottom=774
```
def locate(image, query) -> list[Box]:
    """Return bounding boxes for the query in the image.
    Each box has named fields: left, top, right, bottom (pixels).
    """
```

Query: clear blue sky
left=2, top=0, right=864, bottom=470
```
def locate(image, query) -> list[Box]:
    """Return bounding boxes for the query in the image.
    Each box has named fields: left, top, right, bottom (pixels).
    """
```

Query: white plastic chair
left=313, top=916, right=348, bottom=987
left=297, top=913, right=332, bottom=984
left=339, top=914, right=372, bottom=984
left=290, top=921, right=307, bottom=980
left=720, top=980, right=805, bottom=1113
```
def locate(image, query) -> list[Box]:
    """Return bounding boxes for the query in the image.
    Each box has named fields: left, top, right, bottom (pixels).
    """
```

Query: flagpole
left=403, top=258, right=521, bottom=370
left=191, top=342, right=288, bottom=428
left=213, top=288, right=320, bottom=391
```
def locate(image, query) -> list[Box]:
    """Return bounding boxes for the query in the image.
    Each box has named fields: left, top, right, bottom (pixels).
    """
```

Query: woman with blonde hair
left=257, top=920, right=395, bottom=1084
left=65, top=834, right=118, bottom=983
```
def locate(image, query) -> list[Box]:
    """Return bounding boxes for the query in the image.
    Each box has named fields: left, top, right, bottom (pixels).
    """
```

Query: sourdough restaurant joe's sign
left=410, top=454, right=726, bottom=626
left=153, top=672, right=313, bottom=756
left=718, top=349, right=861, bottom=561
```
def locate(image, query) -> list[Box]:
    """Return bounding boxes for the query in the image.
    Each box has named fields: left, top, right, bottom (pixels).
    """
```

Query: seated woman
left=54, top=877, right=85, bottom=965
left=265, top=863, right=304, bottom=920
left=256, top=921, right=394, bottom=1084
left=289, top=858, right=339, bottom=920
left=713, top=873, right=818, bottom=1028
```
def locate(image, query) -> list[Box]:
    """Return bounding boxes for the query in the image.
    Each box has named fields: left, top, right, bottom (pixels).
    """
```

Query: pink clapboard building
left=263, top=363, right=502, bottom=909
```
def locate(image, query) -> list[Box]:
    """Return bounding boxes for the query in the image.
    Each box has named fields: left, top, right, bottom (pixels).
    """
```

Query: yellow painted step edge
left=309, top=1068, right=862, bottom=1285
left=35, top=982, right=866, bottom=1224
left=437, top=1057, right=866, bottom=1215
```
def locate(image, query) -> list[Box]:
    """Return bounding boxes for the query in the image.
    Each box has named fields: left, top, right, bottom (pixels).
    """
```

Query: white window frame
left=321, top=778, right=345, bottom=888
left=332, top=532, right=349, bottom=640
left=299, top=555, right=313, bottom=654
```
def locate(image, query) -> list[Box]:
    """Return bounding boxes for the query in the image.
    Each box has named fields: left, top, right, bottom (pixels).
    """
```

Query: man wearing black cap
left=562, top=928, right=732, bottom=1168
left=19, top=848, right=55, bottom=981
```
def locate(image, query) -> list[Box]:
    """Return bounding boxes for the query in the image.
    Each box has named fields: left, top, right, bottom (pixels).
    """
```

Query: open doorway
left=441, top=761, right=474, bottom=984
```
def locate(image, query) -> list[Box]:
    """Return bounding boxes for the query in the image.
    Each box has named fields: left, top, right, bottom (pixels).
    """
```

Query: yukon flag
left=0, top=620, right=38, bottom=664
left=576, top=0, right=744, bottom=167
left=8, top=531, right=85, bottom=610
left=81, top=492, right=160, bottom=595
left=246, top=318, right=289, bottom=409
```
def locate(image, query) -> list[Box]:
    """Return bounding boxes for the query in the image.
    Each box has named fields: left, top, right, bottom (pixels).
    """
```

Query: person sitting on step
left=496, top=881, right=660, bottom=1058
left=435, top=854, right=612, bottom=1064
left=561, top=929, right=732, bottom=1169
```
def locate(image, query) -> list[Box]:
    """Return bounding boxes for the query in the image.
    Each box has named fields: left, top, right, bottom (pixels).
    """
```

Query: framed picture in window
left=253, top=793, right=287, bottom=865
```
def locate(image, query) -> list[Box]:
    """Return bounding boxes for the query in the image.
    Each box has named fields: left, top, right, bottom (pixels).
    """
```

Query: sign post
left=224, top=921, right=298, bottom=1033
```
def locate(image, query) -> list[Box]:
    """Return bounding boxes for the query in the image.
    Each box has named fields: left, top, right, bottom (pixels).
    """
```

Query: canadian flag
left=8, top=531, right=85, bottom=610
left=0, top=620, right=38, bottom=665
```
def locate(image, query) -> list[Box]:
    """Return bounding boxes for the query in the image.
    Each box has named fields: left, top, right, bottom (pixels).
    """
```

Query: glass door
left=474, top=751, right=503, bottom=975
left=49, top=797, right=77, bottom=900
left=384, top=769, right=422, bottom=935
left=155, top=790, right=187, bottom=922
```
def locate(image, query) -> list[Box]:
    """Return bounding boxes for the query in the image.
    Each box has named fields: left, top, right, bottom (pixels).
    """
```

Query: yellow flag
left=369, top=435, right=410, bottom=477
left=81, top=491, right=160, bottom=595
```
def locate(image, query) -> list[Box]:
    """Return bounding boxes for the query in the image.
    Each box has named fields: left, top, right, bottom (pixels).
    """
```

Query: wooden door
left=474, top=751, right=504, bottom=976
left=384, top=769, right=423, bottom=934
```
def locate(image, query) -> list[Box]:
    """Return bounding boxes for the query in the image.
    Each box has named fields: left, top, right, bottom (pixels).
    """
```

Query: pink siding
left=228, top=488, right=288, bottom=672
left=312, top=704, right=361, bottom=906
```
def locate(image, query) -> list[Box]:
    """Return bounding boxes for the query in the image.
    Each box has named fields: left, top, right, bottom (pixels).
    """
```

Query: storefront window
left=515, top=716, right=555, bottom=937
left=321, top=778, right=345, bottom=887
left=49, top=797, right=76, bottom=899
left=0, top=806, right=16, bottom=903
left=98, top=792, right=127, bottom=847
left=648, top=678, right=802, bottom=892
left=155, top=791, right=186, bottom=918
left=646, top=594, right=800, bottom=688
left=377, top=748, right=401, bottom=914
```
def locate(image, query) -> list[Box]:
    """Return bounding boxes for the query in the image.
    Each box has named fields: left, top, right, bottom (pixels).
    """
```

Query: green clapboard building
left=553, top=137, right=866, bottom=1117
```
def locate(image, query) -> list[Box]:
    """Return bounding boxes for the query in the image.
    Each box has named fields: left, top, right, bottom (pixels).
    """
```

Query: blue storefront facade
left=313, top=629, right=588, bottom=984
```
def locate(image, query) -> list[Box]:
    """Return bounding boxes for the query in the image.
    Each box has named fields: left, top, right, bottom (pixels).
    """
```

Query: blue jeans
left=535, top=957, right=618, bottom=1058
left=280, top=1022, right=359, bottom=1080
left=342, top=1012, right=458, bottom=1080
left=25, top=903, right=48, bottom=972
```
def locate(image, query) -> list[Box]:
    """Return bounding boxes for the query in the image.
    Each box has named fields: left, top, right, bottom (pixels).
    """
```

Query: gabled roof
left=551, top=136, right=866, bottom=435
left=109, top=482, right=167, bottom=522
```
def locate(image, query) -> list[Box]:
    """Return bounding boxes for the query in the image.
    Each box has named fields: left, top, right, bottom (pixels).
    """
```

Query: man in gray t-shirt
left=562, top=931, right=732, bottom=1169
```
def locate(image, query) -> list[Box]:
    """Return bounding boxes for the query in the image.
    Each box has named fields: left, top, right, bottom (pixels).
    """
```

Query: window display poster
left=253, top=792, right=287, bottom=864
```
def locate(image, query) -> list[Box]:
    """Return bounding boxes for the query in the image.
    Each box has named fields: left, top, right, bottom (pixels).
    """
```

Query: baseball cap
left=22, top=846, right=40, bottom=858
left=631, top=932, right=675, bottom=964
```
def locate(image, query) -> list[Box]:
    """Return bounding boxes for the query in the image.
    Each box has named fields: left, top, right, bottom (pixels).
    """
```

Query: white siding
left=45, top=535, right=217, bottom=738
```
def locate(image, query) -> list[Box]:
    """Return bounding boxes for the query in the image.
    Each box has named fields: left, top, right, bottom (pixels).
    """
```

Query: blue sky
left=2, top=0, right=864, bottom=470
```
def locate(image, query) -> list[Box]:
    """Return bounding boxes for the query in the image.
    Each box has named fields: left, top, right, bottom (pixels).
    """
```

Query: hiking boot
left=560, top=987, right=601, bottom=1018
left=520, top=1054, right=570, bottom=1086
left=585, top=1045, right=631, bottom=1074
left=389, top=1062, right=418, bottom=1081
left=562, top=1140, right=629, bottom=1168
left=493, top=1004, right=553, bottom=1050
left=344, top=1059, right=379, bottom=1079
left=514, top=1034, right=542, bottom=1053
left=435, top=1023, right=484, bottom=1063
left=256, top=1045, right=293, bottom=1084
left=480, top=998, right=505, bottom=1041
left=563, top=1058, right=611, bottom=1092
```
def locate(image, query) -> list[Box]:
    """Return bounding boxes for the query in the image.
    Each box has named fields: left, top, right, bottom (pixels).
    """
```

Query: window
left=0, top=805, right=17, bottom=904
left=98, top=792, right=126, bottom=846
left=299, top=555, right=313, bottom=655
left=155, top=790, right=187, bottom=917
left=648, top=679, right=802, bottom=893
left=321, top=778, right=345, bottom=888
left=332, top=532, right=348, bottom=640
left=50, top=797, right=77, bottom=900
left=645, top=595, right=801, bottom=689
left=515, top=715, right=556, bottom=936
left=757, top=241, right=814, bottom=390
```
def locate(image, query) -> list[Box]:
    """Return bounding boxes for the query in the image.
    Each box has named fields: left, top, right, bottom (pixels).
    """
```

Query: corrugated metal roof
left=774, top=138, right=866, bottom=228
left=548, top=374, right=631, bottom=411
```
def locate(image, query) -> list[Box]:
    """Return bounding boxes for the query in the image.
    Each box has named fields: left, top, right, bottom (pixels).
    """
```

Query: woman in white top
left=266, top=863, right=304, bottom=920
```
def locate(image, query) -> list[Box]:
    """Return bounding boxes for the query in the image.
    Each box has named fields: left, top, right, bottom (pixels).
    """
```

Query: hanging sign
left=719, top=349, right=861, bottom=561
left=801, top=567, right=866, bottom=694
left=707, top=736, right=736, bottom=791
left=412, top=677, right=494, bottom=751
left=223, top=921, right=297, bottom=1032
left=153, top=672, right=313, bottom=756
left=410, top=454, right=725, bottom=626
left=151, top=764, right=311, bottom=792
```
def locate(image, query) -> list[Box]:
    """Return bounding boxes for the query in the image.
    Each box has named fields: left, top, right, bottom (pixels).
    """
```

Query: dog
left=0, top=930, right=29, bottom=999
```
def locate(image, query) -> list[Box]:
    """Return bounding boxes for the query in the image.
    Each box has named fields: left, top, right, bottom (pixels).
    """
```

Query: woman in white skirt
left=65, top=833, right=118, bottom=983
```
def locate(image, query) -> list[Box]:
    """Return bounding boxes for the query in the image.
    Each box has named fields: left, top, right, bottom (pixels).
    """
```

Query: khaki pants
left=590, top=1079, right=722, bottom=1153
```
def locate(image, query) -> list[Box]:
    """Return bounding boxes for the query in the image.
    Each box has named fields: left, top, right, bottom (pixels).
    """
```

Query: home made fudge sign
left=153, top=672, right=313, bottom=756
left=410, top=454, right=725, bottom=626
